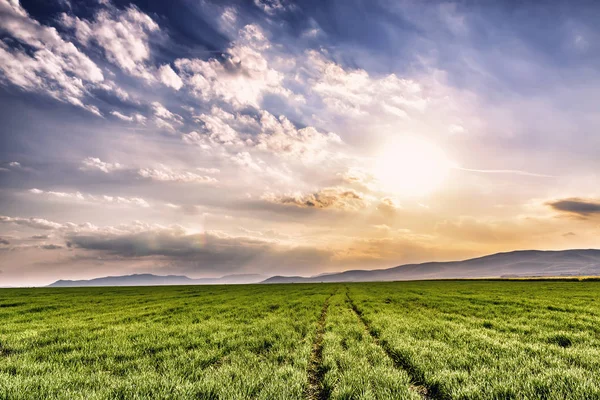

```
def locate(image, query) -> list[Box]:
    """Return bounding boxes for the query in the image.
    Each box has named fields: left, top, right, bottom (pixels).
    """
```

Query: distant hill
left=262, top=249, right=600, bottom=283
left=47, top=249, right=600, bottom=287
left=49, top=273, right=266, bottom=287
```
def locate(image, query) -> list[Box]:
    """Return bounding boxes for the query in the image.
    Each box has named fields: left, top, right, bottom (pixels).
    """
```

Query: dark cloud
left=65, top=229, right=331, bottom=275
left=41, top=244, right=63, bottom=250
left=263, top=187, right=367, bottom=211
left=0, top=238, right=9, bottom=245
left=563, top=232, right=577, bottom=237
left=547, top=198, right=600, bottom=218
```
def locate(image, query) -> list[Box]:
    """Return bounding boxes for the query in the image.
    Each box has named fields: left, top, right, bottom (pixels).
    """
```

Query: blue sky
left=1, top=0, right=599, bottom=286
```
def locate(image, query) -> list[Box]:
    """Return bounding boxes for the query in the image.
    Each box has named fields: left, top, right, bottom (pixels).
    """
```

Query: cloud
left=262, top=187, right=368, bottom=211
left=457, top=167, right=554, bottom=178
left=80, top=157, right=124, bottom=173
left=0, top=216, right=64, bottom=230
left=78, top=158, right=218, bottom=185
left=137, top=165, right=218, bottom=183
left=0, top=0, right=104, bottom=113
left=0, top=238, right=9, bottom=245
left=253, top=111, right=342, bottom=160
left=151, top=101, right=184, bottom=131
left=197, top=167, right=220, bottom=174
left=254, top=0, right=290, bottom=15
left=41, top=244, right=63, bottom=250
left=305, top=50, right=428, bottom=118
left=62, top=223, right=331, bottom=275
left=0, top=161, right=27, bottom=173
left=192, top=106, right=250, bottom=145
left=28, top=188, right=150, bottom=208
left=175, top=24, right=293, bottom=108
left=29, top=188, right=84, bottom=200
left=546, top=198, right=600, bottom=218
left=61, top=4, right=159, bottom=81
left=185, top=106, right=342, bottom=162
left=158, top=64, right=183, bottom=90
left=110, top=110, right=146, bottom=123
left=377, top=197, right=402, bottom=215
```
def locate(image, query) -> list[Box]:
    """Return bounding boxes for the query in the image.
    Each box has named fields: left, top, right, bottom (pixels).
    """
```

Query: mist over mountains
left=49, top=274, right=266, bottom=287
left=264, top=249, right=600, bottom=283
left=46, top=249, right=600, bottom=287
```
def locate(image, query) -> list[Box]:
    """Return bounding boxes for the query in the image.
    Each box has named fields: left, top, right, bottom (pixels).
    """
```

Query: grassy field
left=1, top=281, right=599, bottom=399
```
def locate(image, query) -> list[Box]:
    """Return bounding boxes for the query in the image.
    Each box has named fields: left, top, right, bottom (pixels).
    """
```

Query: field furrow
left=347, top=281, right=600, bottom=399
left=1, top=281, right=600, bottom=399
left=0, top=284, right=334, bottom=399
left=304, top=291, right=335, bottom=400
left=319, top=292, right=419, bottom=400
left=345, top=291, right=436, bottom=400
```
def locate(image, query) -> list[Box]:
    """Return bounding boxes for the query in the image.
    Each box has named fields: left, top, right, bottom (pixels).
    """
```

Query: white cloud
left=110, top=110, right=133, bottom=121
left=138, top=165, right=218, bottom=184
left=28, top=188, right=150, bottom=208
left=151, top=101, right=183, bottom=131
left=97, top=80, right=131, bottom=101
left=0, top=0, right=104, bottom=113
left=110, top=110, right=146, bottom=123
left=0, top=215, right=64, bottom=230
left=80, top=157, right=124, bottom=173
left=253, top=110, right=342, bottom=161
left=175, top=24, right=294, bottom=108
left=230, top=151, right=263, bottom=172
left=185, top=106, right=342, bottom=163
left=193, top=106, right=250, bottom=145
left=219, top=6, right=237, bottom=34
left=61, top=5, right=159, bottom=81
left=254, top=0, right=290, bottom=15
left=197, top=167, right=220, bottom=174
left=306, top=50, right=428, bottom=118
left=158, top=64, right=183, bottom=90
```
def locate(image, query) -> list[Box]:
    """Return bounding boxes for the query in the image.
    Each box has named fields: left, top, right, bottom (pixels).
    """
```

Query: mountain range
left=263, top=249, right=600, bottom=283
left=49, top=273, right=267, bottom=287
left=47, top=249, right=600, bottom=287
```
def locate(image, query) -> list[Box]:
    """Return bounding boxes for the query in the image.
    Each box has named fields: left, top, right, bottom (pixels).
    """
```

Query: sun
left=373, top=136, right=452, bottom=197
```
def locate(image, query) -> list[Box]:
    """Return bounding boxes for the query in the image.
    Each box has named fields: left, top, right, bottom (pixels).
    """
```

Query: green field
left=1, top=281, right=599, bottom=399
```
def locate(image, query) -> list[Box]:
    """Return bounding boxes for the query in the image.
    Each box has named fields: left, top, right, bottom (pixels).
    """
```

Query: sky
left=1, top=0, right=600, bottom=286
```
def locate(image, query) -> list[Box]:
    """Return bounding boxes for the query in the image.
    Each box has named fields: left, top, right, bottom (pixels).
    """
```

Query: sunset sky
left=1, top=0, right=600, bottom=286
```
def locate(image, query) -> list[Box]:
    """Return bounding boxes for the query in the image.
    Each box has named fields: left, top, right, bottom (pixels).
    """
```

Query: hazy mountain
left=49, top=273, right=266, bottom=287
left=262, top=249, right=600, bottom=283
left=47, top=249, right=600, bottom=287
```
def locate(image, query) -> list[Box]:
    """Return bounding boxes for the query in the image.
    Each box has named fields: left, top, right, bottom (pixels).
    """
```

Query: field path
left=305, top=291, right=336, bottom=400
left=345, top=290, right=438, bottom=400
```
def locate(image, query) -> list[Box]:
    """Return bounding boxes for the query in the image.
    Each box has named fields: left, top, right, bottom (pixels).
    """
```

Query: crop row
left=1, top=281, right=599, bottom=399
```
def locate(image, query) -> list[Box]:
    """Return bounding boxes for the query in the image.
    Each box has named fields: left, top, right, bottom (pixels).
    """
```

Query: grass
left=1, top=281, right=599, bottom=399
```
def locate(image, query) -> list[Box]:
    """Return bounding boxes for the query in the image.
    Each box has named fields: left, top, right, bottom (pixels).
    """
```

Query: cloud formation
left=263, top=187, right=368, bottom=211
left=80, top=157, right=124, bottom=173
left=547, top=198, right=600, bottom=218
left=0, top=215, right=64, bottom=230
left=175, top=24, right=294, bottom=108
left=0, top=0, right=103, bottom=113
left=61, top=4, right=159, bottom=81
left=138, top=165, right=218, bottom=184
left=28, top=188, right=150, bottom=208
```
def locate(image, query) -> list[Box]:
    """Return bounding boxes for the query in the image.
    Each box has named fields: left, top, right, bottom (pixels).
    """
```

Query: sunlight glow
left=373, top=136, right=452, bottom=196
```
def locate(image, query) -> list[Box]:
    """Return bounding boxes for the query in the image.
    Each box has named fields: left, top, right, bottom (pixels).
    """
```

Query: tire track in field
left=345, top=291, right=442, bottom=400
left=305, top=291, right=335, bottom=400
